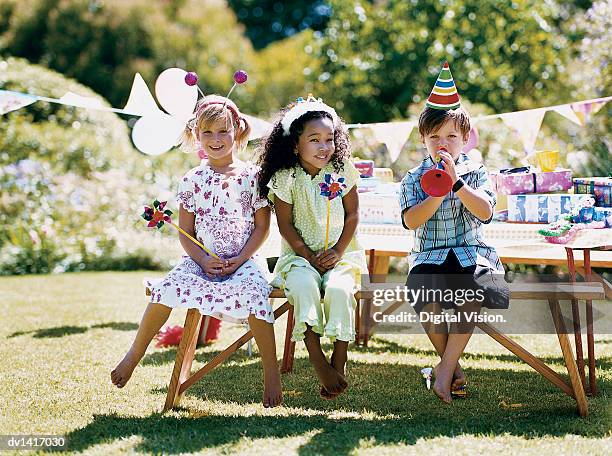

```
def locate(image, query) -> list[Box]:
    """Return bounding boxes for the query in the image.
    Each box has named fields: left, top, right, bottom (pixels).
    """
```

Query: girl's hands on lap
left=219, top=256, right=246, bottom=276
left=307, top=251, right=327, bottom=275
left=200, top=254, right=225, bottom=278
left=315, top=248, right=342, bottom=271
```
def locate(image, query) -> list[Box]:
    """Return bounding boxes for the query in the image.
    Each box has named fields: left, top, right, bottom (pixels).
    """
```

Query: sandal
left=420, top=367, right=468, bottom=397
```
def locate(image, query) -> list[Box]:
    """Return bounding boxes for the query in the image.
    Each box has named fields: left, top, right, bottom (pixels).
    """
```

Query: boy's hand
left=438, top=150, right=459, bottom=184
left=200, top=254, right=225, bottom=278
left=316, top=248, right=342, bottom=271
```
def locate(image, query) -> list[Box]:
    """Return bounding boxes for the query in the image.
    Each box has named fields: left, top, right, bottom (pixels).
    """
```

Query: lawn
left=1, top=272, right=611, bottom=455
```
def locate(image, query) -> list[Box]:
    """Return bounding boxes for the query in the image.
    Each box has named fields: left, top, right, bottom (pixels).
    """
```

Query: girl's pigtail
left=236, top=116, right=252, bottom=152
left=178, top=123, right=198, bottom=153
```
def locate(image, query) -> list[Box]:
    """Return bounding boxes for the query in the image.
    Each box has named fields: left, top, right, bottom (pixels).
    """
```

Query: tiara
left=281, top=95, right=337, bottom=136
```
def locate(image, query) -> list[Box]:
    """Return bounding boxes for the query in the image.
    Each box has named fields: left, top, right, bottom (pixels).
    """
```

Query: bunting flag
left=552, top=104, right=583, bottom=125
left=571, top=100, right=607, bottom=125
left=122, top=73, right=160, bottom=116
left=0, top=90, right=37, bottom=115
left=369, top=121, right=415, bottom=162
left=1, top=80, right=609, bottom=160
left=499, top=108, right=546, bottom=153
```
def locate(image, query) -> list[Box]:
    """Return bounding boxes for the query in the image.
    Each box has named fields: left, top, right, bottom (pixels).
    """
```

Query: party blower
left=420, top=146, right=453, bottom=197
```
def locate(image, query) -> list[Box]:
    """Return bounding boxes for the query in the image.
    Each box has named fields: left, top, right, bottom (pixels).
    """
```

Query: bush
left=0, top=57, right=195, bottom=274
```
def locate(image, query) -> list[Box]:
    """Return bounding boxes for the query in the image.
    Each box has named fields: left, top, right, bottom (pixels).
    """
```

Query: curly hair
left=256, top=107, right=351, bottom=201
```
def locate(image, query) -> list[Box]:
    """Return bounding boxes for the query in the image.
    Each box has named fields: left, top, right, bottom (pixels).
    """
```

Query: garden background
left=0, top=0, right=610, bottom=275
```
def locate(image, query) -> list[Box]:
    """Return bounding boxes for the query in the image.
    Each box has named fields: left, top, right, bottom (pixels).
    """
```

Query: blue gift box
left=507, top=194, right=586, bottom=223
left=573, top=177, right=612, bottom=207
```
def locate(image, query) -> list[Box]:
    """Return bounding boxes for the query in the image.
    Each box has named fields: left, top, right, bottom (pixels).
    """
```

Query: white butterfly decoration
left=124, top=68, right=198, bottom=156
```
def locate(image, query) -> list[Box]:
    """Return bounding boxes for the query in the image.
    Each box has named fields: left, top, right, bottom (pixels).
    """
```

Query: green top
left=267, top=161, right=368, bottom=288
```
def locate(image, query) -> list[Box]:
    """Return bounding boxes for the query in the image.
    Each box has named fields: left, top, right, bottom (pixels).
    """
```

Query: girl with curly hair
left=257, top=96, right=368, bottom=399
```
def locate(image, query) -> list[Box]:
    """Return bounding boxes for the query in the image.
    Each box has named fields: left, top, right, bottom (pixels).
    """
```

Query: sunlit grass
left=1, top=272, right=610, bottom=455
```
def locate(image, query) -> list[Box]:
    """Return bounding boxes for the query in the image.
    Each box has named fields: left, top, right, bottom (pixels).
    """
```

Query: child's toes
left=319, top=386, right=337, bottom=400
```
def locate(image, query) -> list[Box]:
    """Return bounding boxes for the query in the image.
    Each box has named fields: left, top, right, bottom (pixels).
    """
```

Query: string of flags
left=1, top=74, right=609, bottom=161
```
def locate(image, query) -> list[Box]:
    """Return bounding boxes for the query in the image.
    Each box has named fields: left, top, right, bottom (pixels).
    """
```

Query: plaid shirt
left=399, top=154, right=503, bottom=272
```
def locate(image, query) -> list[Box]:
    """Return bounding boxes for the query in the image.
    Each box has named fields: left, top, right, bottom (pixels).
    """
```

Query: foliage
left=310, top=0, right=585, bottom=123
left=228, top=0, right=331, bottom=49
left=0, top=0, right=256, bottom=108
left=0, top=57, right=195, bottom=274
left=564, top=0, right=612, bottom=176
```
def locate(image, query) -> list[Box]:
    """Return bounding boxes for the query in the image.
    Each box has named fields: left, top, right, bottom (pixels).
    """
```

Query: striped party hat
left=426, top=61, right=460, bottom=110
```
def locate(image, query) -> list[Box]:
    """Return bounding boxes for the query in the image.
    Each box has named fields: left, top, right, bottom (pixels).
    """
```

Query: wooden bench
left=145, top=287, right=370, bottom=412
left=146, top=279, right=603, bottom=417
left=358, top=281, right=605, bottom=417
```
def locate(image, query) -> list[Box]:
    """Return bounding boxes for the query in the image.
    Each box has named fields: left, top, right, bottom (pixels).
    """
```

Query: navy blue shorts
left=405, top=250, right=509, bottom=314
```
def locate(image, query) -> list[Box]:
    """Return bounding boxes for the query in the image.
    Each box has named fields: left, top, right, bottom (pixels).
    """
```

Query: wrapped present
left=507, top=193, right=585, bottom=223
left=490, top=167, right=572, bottom=195
left=373, top=167, right=394, bottom=183
left=359, top=193, right=401, bottom=224
left=354, top=159, right=374, bottom=178
left=357, top=176, right=380, bottom=193
left=573, top=177, right=612, bottom=207
left=594, top=207, right=612, bottom=227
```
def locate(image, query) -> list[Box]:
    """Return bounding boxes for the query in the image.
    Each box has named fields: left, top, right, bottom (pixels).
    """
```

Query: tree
left=227, top=0, right=331, bottom=49
left=311, top=0, right=586, bottom=123
left=0, top=0, right=256, bottom=109
left=0, top=56, right=196, bottom=274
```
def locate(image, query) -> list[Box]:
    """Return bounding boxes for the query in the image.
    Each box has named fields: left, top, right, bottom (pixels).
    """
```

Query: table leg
left=549, top=299, right=589, bottom=417
left=565, top=247, right=587, bottom=390
left=362, top=249, right=390, bottom=346
left=584, top=249, right=597, bottom=396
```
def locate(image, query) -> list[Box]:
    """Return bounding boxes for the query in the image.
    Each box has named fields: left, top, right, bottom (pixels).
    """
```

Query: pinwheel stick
left=170, top=221, right=220, bottom=259
left=142, top=200, right=219, bottom=259
left=325, top=199, right=331, bottom=250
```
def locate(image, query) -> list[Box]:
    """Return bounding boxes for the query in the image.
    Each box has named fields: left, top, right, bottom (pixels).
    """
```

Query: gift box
left=573, top=177, right=612, bottom=207
left=354, top=159, right=374, bottom=178
left=594, top=207, right=612, bottom=227
left=507, top=194, right=585, bottom=223
left=357, top=177, right=380, bottom=193
left=373, top=167, right=394, bottom=183
left=490, top=167, right=572, bottom=195
left=359, top=193, right=401, bottom=224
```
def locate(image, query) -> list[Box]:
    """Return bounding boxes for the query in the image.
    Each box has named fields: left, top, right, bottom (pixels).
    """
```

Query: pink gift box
left=355, top=160, right=374, bottom=178
left=490, top=168, right=573, bottom=195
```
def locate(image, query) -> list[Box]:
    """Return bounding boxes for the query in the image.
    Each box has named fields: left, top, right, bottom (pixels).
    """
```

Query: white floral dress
left=146, top=161, right=273, bottom=323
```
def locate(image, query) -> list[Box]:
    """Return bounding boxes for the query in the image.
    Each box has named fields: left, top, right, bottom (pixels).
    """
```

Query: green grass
left=1, top=271, right=611, bottom=455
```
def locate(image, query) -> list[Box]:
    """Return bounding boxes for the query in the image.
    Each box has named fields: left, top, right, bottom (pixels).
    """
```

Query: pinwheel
left=318, top=173, right=347, bottom=250
left=142, top=199, right=219, bottom=259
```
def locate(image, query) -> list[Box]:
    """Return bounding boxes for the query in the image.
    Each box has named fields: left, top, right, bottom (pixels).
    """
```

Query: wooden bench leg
left=165, top=301, right=292, bottom=410
left=163, top=308, right=201, bottom=412
left=477, top=322, right=574, bottom=397
left=281, top=303, right=295, bottom=374
left=549, top=299, right=589, bottom=417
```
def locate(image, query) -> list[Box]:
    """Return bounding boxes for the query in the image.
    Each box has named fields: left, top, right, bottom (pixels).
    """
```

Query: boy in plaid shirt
left=399, top=62, right=508, bottom=403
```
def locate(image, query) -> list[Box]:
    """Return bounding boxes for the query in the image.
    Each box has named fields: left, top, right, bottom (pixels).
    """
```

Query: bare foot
left=262, top=369, right=283, bottom=408
left=110, top=349, right=141, bottom=388
left=432, top=364, right=453, bottom=404
left=320, top=350, right=349, bottom=399
left=312, top=360, right=347, bottom=399
left=433, top=364, right=466, bottom=391
left=451, top=365, right=467, bottom=390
